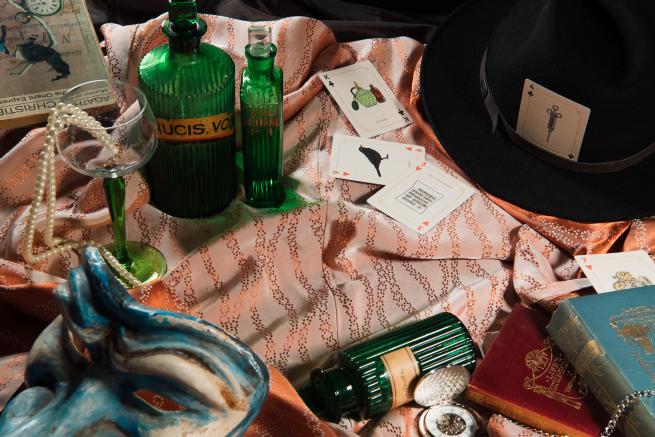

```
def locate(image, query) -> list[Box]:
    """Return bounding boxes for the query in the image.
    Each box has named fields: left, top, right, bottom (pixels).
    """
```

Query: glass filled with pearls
left=56, top=79, right=166, bottom=283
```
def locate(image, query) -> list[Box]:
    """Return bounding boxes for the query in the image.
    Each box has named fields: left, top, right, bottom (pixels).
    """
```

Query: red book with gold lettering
left=466, top=305, right=607, bottom=437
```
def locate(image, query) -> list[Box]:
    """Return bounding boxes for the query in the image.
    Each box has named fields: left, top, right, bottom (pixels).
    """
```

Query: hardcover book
left=466, top=304, right=607, bottom=437
left=0, top=0, right=109, bottom=129
left=548, top=286, right=655, bottom=437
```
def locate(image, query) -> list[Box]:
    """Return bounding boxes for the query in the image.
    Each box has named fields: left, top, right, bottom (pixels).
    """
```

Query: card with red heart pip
left=575, top=250, right=655, bottom=293
left=367, top=162, right=475, bottom=234
left=329, top=134, right=425, bottom=186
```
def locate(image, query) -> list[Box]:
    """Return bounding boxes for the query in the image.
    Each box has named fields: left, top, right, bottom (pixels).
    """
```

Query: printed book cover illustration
left=548, top=285, right=655, bottom=437
left=0, top=0, right=109, bottom=129
left=466, top=304, right=606, bottom=437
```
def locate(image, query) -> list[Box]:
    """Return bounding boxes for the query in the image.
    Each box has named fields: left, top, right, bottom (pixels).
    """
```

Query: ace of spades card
left=329, top=135, right=425, bottom=185
left=516, top=79, right=590, bottom=161
left=320, top=61, right=413, bottom=138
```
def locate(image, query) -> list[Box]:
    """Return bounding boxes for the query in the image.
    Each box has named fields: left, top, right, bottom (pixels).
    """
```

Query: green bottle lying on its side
left=300, top=312, right=476, bottom=421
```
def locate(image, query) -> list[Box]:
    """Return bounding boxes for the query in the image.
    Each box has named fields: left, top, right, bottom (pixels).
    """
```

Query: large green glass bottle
left=301, top=312, right=476, bottom=421
left=138, top=0, right=236, bottom=218
left=240, top=25, right=284, bottom=208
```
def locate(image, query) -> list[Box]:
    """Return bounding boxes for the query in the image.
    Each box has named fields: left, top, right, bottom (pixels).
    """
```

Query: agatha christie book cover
left=0, top=0, right=109, bottom=129
left=548, top=286, right=655, bottom=437
left=466, top=304, right=607, bottom=437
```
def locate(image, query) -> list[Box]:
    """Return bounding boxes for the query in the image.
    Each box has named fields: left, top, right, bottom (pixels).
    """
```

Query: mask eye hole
left=133, top=389, right=187, bottom=412
left=68, top=331, right=91, bottom=362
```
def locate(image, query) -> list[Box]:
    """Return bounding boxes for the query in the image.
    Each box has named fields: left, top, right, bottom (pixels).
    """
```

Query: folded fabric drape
left=1, top=13, right=654, bottom=437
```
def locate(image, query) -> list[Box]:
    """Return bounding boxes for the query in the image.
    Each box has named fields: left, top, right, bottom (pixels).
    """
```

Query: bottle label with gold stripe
left=380, top=346, right=421, bottom=408
left=156, top=112, right=234, bottom=142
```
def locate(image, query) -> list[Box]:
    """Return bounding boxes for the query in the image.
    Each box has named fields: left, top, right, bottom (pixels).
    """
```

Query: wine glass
left=57, top=79, right=166, bottom=283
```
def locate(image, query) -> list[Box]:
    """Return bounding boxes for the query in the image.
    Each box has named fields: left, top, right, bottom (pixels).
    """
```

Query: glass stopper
left=168, top=0, right=198, bottom=33
left=248, top=25, right=273, bottom=57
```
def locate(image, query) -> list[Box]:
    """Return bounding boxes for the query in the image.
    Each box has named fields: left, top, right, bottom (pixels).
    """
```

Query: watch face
left=25, top=0, right=61, bottom=16
left=423, top=405, right=478, bottom=437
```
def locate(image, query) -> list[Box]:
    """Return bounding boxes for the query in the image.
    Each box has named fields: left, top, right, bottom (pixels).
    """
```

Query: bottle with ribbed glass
left=138, top=0, right=236, bottom=218
left=300, top=312, right=476, bottom=421
left=240, top=25, right=284, bottom=208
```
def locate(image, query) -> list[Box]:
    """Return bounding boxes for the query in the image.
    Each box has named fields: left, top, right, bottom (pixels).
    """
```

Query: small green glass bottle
left=138, top=0, right=236, bottom=218
left=240, top=25, right=284, bottom=208
left=302, top=312, right=476, bottom=421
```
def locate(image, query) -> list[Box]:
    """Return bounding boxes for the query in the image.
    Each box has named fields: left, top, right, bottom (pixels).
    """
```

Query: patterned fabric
left=487, top=414, right=543, bottom=437
left=0, top=354, right=25, bottom=410
left=1, top=14, right=654, bottom=436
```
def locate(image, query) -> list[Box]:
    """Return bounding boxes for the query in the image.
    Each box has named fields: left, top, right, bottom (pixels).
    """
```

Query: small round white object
left=423, top=404, right=478, bottom=437
left=414, top=366, right=470, bottom=407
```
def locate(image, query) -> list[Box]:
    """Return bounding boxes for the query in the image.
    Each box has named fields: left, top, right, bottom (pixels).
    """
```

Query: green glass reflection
left=139, top=0, right=236, bottom=218
left=240, top=25, right=284, bottom=208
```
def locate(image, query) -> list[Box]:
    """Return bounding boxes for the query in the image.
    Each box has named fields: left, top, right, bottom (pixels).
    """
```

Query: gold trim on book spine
left=574, top=340, right=606, bottom=377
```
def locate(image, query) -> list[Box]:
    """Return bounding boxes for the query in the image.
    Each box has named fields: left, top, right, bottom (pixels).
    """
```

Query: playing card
left=319, top=61, right=413, bottom=138
left=516, top=79, right=590, bottom=161
left=329, top=134, right=425, bottom=185
left=575, top=250, right=655, bottom=293
left=367, top=162, right=475, bottom=234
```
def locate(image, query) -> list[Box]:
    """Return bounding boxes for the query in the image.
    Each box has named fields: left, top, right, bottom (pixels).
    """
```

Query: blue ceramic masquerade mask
left=0, top=247, right=268, bottom=436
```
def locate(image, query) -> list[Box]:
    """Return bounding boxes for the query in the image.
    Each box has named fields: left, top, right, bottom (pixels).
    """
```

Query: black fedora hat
left=421, top=0, right=655, bottom=222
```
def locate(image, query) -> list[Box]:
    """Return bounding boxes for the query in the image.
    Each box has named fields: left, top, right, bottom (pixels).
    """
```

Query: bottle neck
left=245, top=44, right=276, bottom=80
left=163, top=13, right=206, bottom=56
left=169, top=36, right=201, bottom=55
left=310, top=367, right=360, bottom=421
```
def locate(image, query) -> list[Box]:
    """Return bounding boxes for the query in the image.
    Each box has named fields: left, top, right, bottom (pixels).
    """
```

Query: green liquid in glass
left=103, top=177, right=166, bottom=284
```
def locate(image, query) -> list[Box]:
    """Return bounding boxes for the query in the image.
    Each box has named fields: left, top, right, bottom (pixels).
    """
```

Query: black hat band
left=479, top=49, right=655, bottom=174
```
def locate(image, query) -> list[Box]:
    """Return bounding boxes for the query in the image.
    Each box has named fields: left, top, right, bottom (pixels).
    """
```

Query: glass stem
left=103, top=176, right=131, bottom=266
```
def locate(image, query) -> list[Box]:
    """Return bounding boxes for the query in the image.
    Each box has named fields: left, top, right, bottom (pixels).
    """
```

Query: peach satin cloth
left=1, top=14, right=654, bottom=436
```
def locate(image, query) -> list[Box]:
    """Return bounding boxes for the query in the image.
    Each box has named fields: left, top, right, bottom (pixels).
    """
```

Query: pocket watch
left=15, top=0, right=63, bottom=24
left=419, top=404, right=478, bottom=437
left=413, top=366, right=480, bottom=437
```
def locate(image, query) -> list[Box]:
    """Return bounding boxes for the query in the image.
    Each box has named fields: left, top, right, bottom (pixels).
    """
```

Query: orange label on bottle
left=156, top=113, right=234, bottom=142
left=380, top=347, right=420, bottom=409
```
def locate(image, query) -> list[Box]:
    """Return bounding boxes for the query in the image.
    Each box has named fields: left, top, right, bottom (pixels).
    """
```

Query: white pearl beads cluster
left=21, top=102, right=142, bottom=288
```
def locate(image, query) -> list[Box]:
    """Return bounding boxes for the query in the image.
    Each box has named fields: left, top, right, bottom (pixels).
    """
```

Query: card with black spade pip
left=516, top=79, right=590, bottom=161
left=329, top=135, right=425, bottom=185
left=319, top=61, right=413, bottom=138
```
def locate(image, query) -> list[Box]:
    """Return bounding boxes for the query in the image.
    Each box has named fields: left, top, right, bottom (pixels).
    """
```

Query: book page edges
left=465, top=386, right=596, bottom=437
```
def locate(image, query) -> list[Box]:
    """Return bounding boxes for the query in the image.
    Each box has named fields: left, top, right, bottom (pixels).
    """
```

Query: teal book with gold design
left=547, top=286, right=655, bottom=437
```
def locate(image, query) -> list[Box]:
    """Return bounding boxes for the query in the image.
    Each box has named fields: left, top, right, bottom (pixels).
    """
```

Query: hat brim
left=421, top=0, right=655, bottom=222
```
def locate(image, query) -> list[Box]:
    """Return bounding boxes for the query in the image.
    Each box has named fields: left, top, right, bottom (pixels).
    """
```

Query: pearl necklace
left=21, top=102, right=143, bottom=288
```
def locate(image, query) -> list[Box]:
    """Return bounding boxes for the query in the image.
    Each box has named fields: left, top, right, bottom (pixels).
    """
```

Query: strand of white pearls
left=21, top=102, right=143, bottom=288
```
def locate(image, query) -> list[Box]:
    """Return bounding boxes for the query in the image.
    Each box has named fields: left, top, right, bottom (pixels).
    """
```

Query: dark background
left=0, top=0, right=465, bottom=160
left=87, top=0, right=469, bottom=42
